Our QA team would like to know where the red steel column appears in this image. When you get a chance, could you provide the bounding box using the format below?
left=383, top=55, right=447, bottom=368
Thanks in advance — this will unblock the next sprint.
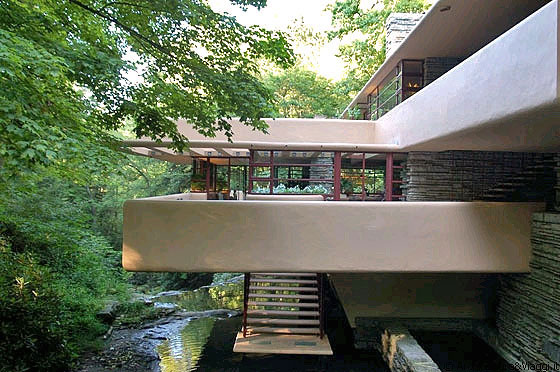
left=248, top=151, right=253, bottom=193
left=242, top=273, right=250, bottom=337
left=269, top=150, right=274, bottom=194
left=227, top=157, right=231, bottom=196
left=205, top=157, right=211, bottom=194
left=361, top=153, right=366, bottom=201
left=334, top=151, right=341, bottom=201
left=385, top=152, right=393, bottom=201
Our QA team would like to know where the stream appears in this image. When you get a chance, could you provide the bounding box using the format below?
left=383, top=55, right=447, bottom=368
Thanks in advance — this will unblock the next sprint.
left=153, top=279, right=245, bottom=372
left=75, top=277, right=513, bottom=372
left=76, top=277, right=389, bottom=372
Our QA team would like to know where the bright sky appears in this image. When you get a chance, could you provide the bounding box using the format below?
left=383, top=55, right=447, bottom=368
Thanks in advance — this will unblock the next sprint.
left=207, top=0, right=347, bottom=81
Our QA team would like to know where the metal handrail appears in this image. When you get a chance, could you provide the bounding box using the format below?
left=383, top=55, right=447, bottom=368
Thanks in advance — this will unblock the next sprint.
left=242, top=273, right=250, bottom=337
left=376, top=72, right=402, bottom=98
left=318, top=273, right=325, bottom=339
left=371, top=87, right=403, bottom=120
left=376, top=88, right=402, bottom=112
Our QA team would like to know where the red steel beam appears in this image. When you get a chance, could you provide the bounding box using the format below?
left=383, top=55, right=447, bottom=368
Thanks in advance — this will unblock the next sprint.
left=250, top=162, right=334, bottom=167
left=248, top=151, right=253, bottom=193
left=249, top=177, right=335, bottom=182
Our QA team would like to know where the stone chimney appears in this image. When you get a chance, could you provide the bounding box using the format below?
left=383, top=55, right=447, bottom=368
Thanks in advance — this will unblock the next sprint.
left=385, top=13, right=424, bottom=57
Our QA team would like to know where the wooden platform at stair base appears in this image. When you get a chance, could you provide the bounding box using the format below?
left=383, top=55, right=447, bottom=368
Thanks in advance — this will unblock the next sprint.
left=233, top=332, right=333, bottom=355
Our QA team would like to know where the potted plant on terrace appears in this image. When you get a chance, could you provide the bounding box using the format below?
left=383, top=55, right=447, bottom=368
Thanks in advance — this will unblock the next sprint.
left=341, top=179, right=354, bottom=196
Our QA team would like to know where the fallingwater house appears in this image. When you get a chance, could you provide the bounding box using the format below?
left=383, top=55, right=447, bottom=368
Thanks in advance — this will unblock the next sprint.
left=122, top=0, right=560, bottom=369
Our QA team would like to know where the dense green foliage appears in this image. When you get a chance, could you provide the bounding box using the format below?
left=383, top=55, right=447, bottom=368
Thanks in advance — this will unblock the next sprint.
left=85, top=154, right=191, bottom=250
left=0, top=0, right=431, bottom=370
left=0, top=153, right=202, bottom=370
left=261, top=0, right=430, bottom=118
left=329, top=0, right=429, bottom=95
left=263, top=67, right=349, bottom=118
left=0, top=175, right=128, bottom=371
left=0, top=239, right=70, bottom=371
left=0, top=1, right=295, bottom=367
left=0, top=0, right=293, bottom=176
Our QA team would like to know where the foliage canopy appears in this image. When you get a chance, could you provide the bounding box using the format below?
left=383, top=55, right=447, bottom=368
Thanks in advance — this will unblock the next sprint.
left=0, top=0, right=294, bottom=176
left=328, top=0, right=429, bottom=95
left=262, top=67, right=349, bottom=118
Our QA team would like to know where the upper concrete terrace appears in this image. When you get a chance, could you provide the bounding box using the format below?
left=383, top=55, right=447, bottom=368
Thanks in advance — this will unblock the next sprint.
left=124, top=118, right=388, bottom=164
left=343, top=0, right=553, bottom=117
left=125, top=1, right=560, bottom=161
left=372, top=0, right=560, bottom=153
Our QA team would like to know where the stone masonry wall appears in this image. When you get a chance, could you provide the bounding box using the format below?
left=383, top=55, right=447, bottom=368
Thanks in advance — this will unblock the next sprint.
left=309, top=155, right=334, bottom=181
left=386, top=13, right=424, bottom=56
left=355, top=320, right=441, bottom=372
left=404, top=151, right=553, bottom=202
left=309, top=155, right=334, bottom=192
left=402, top=151, right=560, bottom=371
left=495, top=213, right=560, bottom=367
left=423, top=57, right=463, bottom=86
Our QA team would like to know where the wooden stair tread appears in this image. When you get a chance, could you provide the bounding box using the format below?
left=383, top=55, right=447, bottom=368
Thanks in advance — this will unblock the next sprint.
left=248, top=293, right=318, bottom=300
left=243, top=272, right=325, bottom=341
left=247, top=310, right=319, bottom=316
left=248, top=327, right=320, bottom=335
left=254, top=273, right=316, bottom=276
left=247, top=318, right=320, bottom=325
left=249, top=286, right=317, bottom=292
left=248, top=301, right=319, bottom=308
left=250, top=278, right=317, bottom=284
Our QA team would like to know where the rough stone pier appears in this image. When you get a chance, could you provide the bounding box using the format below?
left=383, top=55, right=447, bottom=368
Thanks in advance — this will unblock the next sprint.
left=355, top=319, right=442, bottom=372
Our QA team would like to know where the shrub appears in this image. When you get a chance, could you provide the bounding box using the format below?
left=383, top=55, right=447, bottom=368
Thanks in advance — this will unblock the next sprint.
left=0, top=238, right=71, bottom=372
left=0, top=177, right=129, bottom=371
left=253, top=183, right=329, bottom=194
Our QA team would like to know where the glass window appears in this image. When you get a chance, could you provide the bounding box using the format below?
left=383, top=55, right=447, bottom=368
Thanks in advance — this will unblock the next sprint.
left=248, top=150, right=334, bottom=195
left=251, top=166, right=270, bottom=178
left=371, top=59, right=424, bottom=119
left=253, top=151, right=271, bottom=163
left=402, top=60, right=423, bottom=75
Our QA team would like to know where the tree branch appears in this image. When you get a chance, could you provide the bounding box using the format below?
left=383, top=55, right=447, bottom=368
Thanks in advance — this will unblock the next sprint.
left=98, top=1, right=150, bottom=12
left=68, top=0, right=176, bottom=59
left=127, top=162, right=151, bottom=188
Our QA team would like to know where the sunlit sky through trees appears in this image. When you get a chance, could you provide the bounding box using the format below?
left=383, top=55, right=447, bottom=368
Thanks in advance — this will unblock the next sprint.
left=208, top=0, right=347, bottom=80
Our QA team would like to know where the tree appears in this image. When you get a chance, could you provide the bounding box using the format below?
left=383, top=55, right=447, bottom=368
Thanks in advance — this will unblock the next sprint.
left=328, top=0, right=429, bottom=95
left=0, top=0, right=294, bottom=178
left=0, top=2, right=295, bottom=368
left=263, top=66, right=349, bottom=118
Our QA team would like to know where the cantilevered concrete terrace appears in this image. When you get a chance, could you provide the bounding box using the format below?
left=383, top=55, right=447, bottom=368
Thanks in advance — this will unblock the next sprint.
left=119, top=0, right=560, bottom=362
left=123, top=196, right=543, bottom=273
left=373, top=0, right=560, bottom=153
left=124, top=2, right=560, bottom=165
left=121, top=1, right=559, bottom=275
left=342, top=0, right=552, bottom=119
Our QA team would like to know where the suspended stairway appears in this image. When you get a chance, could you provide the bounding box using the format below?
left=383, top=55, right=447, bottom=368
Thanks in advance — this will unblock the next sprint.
left=233, top=273, right=332, bottom=355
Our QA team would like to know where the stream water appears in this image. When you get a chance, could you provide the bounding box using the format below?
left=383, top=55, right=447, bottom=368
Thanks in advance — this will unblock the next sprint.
left=150, top=280, right=389, bottom=372
left=145, top=280, right=511, bottom=372
left=154, top=281, right=243, bottom=371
